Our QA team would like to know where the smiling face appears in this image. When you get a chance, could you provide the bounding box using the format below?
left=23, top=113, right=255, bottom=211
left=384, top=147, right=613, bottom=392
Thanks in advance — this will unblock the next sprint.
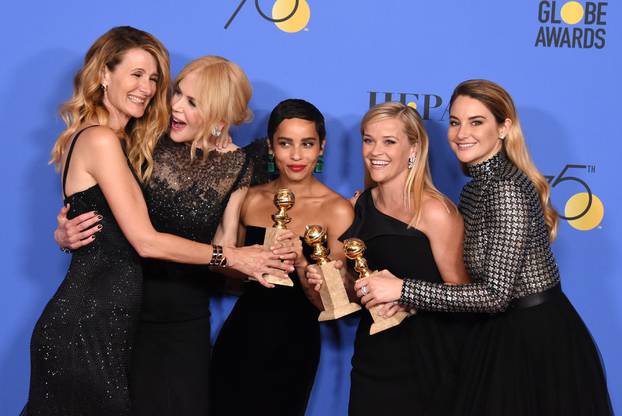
left=448, top=95, right=510, bottom=165
left=271, top=118, right=323, bottom=181
left=169, top=70, right=203, bottom=143
left=362, top=116, right=416, bottom=186
left=102, top=47, right=159, bottom=130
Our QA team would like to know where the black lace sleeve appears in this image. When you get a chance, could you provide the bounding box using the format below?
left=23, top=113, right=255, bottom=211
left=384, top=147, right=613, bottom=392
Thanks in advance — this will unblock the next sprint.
left=400, top=179, right=532, bottom=313
left=238, top=138, right=270, bottom=189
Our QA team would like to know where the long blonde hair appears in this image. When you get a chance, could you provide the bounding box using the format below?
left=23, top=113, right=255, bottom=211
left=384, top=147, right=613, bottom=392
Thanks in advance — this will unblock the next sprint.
left=450, top=79, right=558, bottom=240
left=361, top=102, right=454, bottom=227
left=174, top=56, right=253, bottom=159
left=50, top=26, right=171, bottom=182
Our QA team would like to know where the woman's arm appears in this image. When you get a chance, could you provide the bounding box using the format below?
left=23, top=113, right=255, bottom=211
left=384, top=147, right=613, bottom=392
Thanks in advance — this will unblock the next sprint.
left=213, top=186, right=248, bottom=247
left=356, top=180, right=531, bottom=313
left=71, top=127, right=290, bottom=282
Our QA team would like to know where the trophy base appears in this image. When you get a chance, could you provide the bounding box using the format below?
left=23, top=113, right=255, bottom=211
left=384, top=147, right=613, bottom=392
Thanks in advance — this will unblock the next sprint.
left=369, top=310, right=409, bottom=335
left=263, top=273, right=294, bottom=287
left=318, top=302, right=361, bottom=322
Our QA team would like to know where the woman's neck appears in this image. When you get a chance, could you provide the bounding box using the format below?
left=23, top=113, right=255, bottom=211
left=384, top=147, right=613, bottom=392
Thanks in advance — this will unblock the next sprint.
left=272, top=175, right=317, bottom=197
left=375, top=178, right=407, bottom=211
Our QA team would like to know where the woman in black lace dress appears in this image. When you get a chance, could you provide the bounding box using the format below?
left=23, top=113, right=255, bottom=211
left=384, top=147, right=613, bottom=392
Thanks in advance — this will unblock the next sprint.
left=355, top=80, right=612, bottom=415
left=25, top=29, right=287, bottom=416
left=47, top=52, right=291, bottom=415
left=210, top=99, right=355, bottom=415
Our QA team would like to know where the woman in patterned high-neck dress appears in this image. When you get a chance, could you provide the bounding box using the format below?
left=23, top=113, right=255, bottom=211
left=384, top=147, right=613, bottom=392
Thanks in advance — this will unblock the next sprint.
left=354, top=79, right=612, bottom=415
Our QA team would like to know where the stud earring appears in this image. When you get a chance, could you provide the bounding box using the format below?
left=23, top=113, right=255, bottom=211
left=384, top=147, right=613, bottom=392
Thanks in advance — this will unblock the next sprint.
left=101, top=84, right=108, bottom=92
left=211, top=127, right=222, bottom=137
left=408, top=154, right=416, bottom=169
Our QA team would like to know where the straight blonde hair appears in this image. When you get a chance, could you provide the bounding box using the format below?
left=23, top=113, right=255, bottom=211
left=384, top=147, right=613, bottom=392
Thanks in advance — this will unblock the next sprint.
left=450, top=79, right=558, bottom=240
left=361, top=102, right=455, bottom=228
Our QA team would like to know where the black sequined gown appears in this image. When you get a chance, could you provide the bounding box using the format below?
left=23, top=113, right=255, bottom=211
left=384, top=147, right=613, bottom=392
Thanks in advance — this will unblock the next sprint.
left=23, top=127, right=142, bottom=415
left=130, top=135, right=268, bottom=416
left=400, top=152, right=612, bottom=415
left=210, top=226, right=320, bottom=416
left=342, top=189, right=468, bottom=416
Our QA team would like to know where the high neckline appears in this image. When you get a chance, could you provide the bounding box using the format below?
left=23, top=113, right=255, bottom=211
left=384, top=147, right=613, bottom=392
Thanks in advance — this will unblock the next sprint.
left=466, top=151, right=508, bottom=180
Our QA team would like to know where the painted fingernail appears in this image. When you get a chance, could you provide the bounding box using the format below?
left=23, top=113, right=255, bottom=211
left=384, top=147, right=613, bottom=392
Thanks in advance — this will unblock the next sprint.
left=91, top=235, right=96, bottom=239
left=97, top=215, right=103, bottom=220
left=93, top=211, right=98, bottom=215
left=97, top=225, right=103, bottom=230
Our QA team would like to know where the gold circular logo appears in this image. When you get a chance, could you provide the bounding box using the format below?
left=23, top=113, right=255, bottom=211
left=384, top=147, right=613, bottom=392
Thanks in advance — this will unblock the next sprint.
left=565, top=192, right=604, bottom=230
left=273, top=0, right=310, bottom=33
left=561, top=1, right=585, bottom=25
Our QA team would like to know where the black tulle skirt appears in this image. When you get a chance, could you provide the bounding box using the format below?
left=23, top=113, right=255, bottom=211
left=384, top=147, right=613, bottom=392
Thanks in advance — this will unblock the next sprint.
left=449, top=287, right=612, bottom=415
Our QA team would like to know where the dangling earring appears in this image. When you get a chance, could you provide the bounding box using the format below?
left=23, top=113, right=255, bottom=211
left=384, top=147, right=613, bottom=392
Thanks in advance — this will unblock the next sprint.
left=408, top=154, right=416, bottom=169
left=211, top=127, right=222, bottom=137
left=314, top=155, right=324, bottom=173
left=267, top=153, right=276, bottom=173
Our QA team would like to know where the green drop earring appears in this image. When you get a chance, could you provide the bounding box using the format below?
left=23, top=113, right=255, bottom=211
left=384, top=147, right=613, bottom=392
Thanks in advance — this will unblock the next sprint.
left=314, top=155, right=324, bottom=173
left=267, top=153, right=276, bottom=173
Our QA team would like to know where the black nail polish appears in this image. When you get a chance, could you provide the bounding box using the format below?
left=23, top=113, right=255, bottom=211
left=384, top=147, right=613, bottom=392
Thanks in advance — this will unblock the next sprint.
left=97, top=215, right=103, bottom=220
left=97, top=225, right=103, bottom=230
left=92, top=235, right=96, bottom=240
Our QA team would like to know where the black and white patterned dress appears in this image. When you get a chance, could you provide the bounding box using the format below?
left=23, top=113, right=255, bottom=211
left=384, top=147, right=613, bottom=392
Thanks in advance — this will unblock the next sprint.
left=400, top=151, right=612, bottom=415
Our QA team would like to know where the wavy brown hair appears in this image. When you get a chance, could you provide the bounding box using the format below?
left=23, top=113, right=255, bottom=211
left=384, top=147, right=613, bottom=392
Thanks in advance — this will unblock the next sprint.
left=174, top=56, right=252, bottom=159
left=50, top=26, right=170, bottom=182
left=450, top=79, right=558, bottom=240
left=362, top=102, right=455, bottom=227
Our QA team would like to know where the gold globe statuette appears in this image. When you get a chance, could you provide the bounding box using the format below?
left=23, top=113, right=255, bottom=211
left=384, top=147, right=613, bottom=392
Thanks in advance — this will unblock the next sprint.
left=260, top=188, right=295, bottom=286
left=343, top=238, right=409, bottom=335
left=303, top=225, right=361, bottom=321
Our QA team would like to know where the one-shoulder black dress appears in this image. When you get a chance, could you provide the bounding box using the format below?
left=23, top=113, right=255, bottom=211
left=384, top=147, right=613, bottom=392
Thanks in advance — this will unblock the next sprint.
left=210, top=225, right=320, bottom=416
left=22, top=126, right=142, bottom=415
left=342, top=189, right=467, bottom=415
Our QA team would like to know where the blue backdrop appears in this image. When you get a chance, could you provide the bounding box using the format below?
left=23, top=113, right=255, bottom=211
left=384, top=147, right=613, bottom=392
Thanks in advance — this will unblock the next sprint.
left=1, top=1, right=620, bottom=414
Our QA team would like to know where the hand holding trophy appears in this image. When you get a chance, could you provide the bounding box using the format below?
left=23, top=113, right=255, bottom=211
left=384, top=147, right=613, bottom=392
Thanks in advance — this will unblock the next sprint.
left=343, top=238, right=409, bottom=335
left=303, top=225, right=361, bottom=321
left=261, top=188, right=295, bottom=286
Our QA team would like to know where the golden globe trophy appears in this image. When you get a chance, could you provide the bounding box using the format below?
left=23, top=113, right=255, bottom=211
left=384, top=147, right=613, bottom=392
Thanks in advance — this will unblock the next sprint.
left=343, top=238, right=409, bottom=335
left=262, top=188, right=295, bottom=286
left=303, top=225, right=361, bottom=321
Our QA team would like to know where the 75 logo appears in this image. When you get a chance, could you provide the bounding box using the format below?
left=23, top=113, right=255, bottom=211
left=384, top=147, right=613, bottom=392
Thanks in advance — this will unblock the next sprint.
left=545, top=164, right=603, bottom=230
left=225, top=0, right=310, bottom=32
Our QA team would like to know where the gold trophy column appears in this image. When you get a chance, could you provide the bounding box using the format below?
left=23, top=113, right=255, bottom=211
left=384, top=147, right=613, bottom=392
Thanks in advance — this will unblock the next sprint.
left=262, top=188, right=295, bottom=286
left=343, top=238, right=409, bottom=335
left=304, top=225, right=361, bottom=321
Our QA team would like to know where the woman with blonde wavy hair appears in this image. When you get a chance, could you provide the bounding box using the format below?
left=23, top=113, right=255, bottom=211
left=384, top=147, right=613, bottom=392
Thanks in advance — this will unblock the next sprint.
left=51, top=54, right=296, bottom=415
left=24, top=29, right=290, bottom=416
left=354, top=80, right=612, bottom=415
left=309, top=101, right=470, bottom=414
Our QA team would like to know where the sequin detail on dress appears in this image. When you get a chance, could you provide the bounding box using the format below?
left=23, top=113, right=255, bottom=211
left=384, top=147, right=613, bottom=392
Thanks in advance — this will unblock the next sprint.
left=22, top=127, right=142, bottom=415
